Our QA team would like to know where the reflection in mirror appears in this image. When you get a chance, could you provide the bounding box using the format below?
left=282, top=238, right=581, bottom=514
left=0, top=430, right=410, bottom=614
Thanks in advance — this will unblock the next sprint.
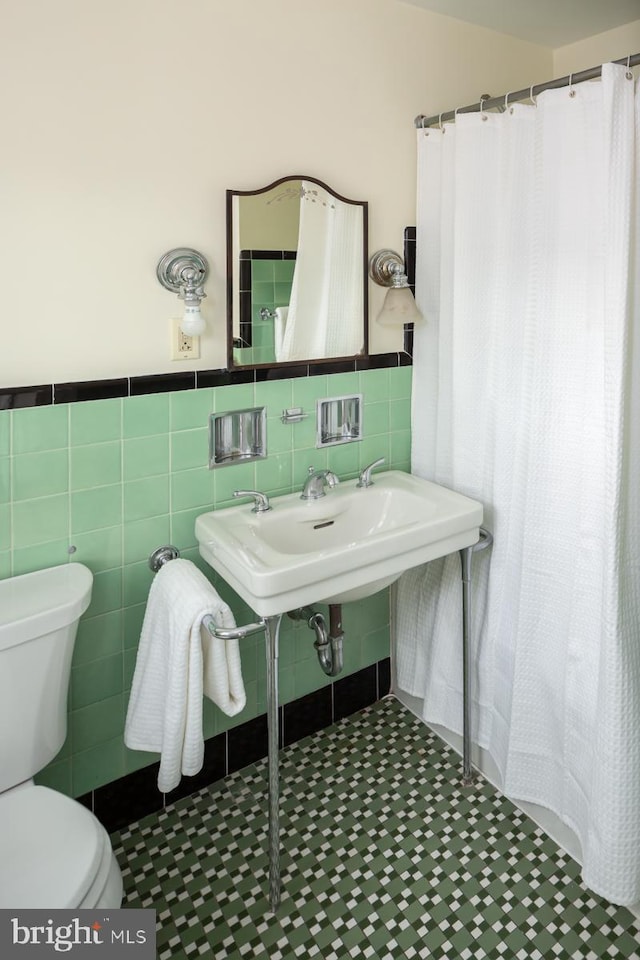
left=226, top=176, right=368, bottom=369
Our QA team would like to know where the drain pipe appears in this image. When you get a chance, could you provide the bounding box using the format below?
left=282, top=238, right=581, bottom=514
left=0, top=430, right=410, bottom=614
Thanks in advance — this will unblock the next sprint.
left=288, top=605, right=345, bottom=677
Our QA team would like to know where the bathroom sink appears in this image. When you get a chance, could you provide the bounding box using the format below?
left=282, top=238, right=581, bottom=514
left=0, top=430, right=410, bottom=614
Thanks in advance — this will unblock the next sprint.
left=196, top=470, right=482, bottom=616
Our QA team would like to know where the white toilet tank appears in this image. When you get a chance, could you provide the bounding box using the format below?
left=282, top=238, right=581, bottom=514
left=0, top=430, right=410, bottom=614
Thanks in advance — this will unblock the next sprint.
left=0, top=563, right=93, bottom=792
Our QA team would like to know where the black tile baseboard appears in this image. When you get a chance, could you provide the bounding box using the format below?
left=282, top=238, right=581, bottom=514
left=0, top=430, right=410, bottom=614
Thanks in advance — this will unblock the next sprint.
left=227, top=714, right=269, bottom=776
left=92, top=761, right=163, bottom=834
left=282, top=685, right=333, bottom=748
left=86, top=658, right=390, bottom=835
left=334, top=664, right=378, bottom=722
left=377, top=657, right=391, bottom=698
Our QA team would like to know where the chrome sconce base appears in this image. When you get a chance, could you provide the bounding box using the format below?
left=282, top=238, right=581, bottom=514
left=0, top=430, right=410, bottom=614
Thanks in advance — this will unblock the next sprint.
left=156, top=247, right=209, bottom=298
left=368, top=248, right=406, bottom=287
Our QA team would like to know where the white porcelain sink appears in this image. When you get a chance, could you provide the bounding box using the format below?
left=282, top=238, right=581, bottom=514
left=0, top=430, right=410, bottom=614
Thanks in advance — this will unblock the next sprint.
left=196, top=470, right=483, bottom=617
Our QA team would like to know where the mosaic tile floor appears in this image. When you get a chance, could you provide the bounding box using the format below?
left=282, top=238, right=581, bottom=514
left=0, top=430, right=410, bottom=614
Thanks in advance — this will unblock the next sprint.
left=112, top=697, right=640, bottom=959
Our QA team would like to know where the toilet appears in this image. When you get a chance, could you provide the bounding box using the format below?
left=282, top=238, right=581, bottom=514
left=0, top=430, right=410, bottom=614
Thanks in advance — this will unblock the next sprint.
left=0, top=563, right=124, bottom=908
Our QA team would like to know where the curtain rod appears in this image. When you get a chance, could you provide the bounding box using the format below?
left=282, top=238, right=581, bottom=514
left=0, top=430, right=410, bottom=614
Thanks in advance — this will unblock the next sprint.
left=414, top=53, right=640, bottom=128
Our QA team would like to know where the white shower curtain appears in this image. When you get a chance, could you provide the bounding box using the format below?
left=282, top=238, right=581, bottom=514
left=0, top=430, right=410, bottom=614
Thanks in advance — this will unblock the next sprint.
left=277, top=180, right=363, bottom=361
left=396, top=63, right=640, bottom=906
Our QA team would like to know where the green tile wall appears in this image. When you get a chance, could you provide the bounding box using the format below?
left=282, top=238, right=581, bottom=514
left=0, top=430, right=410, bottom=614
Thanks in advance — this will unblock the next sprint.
left=236, top=256, right=295, bottom=365
left=0, top=366, right=412, bottom=798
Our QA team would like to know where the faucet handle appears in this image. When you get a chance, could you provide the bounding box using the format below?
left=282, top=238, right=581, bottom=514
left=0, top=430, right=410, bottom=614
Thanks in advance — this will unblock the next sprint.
left=233, top=489, right=271, bottom=513
left=357, top=457, right=385, bottom=488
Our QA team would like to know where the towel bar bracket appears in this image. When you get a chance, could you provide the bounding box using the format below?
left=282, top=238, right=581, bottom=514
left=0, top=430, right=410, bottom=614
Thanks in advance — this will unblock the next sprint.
left=148, top=545, right=181, bottom=572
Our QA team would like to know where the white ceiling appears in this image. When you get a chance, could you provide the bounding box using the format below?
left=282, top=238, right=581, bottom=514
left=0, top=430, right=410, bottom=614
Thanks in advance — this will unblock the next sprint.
left=399, top=0, right=640, bottom=48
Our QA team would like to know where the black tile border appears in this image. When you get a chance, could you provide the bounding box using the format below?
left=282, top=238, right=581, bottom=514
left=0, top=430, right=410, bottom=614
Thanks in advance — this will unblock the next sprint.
left=0, top=354, right=412, bottom=410
left=404, top=225, right=417, bottom=358
left=130, top=372, right=196, bottom=395
left=356, top=353, right=403, bottom=371
left=196, top=368, right=255, bottom=388
left=54, top=379, right=129, bottom=404
left=0, top=384, right=53, bottom=410
left=84, top=657, right=390, bottom=835
left=254, top=364, right=308, bottom=382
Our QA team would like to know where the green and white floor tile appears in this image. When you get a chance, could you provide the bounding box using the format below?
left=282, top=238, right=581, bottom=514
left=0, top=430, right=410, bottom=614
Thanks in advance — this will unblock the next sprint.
left=112, top=698, right=640, bottom=959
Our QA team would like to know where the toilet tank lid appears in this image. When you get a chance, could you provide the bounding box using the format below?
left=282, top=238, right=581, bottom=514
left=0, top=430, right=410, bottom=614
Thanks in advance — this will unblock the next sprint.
left=0, top=563, right=93, bottom=651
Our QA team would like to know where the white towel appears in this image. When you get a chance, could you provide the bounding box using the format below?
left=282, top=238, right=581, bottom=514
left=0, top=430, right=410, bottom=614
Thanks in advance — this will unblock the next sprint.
left=124, top=558, right=246, bottom=792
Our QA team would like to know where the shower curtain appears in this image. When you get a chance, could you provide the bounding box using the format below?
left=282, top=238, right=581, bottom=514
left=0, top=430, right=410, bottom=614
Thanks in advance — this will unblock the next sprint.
left=277, top=180, right=363, bottom=361
left=396, top=63, right=640, bottom=906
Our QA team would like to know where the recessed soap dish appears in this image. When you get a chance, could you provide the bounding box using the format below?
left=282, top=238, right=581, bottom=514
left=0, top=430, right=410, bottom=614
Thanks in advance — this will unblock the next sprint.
left=209, top=407, right=267, bottom=468
left=317, top=394, right=362, bottom=447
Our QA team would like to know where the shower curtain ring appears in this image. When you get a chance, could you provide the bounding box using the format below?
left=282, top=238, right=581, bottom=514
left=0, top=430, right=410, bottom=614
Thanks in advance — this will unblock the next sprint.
left=505, top=91, right=512, bottom=114
left=421, top=116, right=429, bottom=136
left=626, top=55, right=633, bottom=80
left=438, top=112, right=444, bottom=132
left=568, top=73, right=576, bottom=98
left=480, top=95, right=488, bottom=122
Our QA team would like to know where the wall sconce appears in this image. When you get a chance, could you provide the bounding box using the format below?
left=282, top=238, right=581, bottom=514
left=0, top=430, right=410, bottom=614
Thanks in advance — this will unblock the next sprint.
left=156, top=247, right=209, bottom=336
left=368, top=249, right=423, bottom=326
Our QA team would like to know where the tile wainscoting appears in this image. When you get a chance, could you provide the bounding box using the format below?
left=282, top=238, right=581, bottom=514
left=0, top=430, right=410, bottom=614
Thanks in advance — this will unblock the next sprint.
left=0, top=355, right=412, bottom=822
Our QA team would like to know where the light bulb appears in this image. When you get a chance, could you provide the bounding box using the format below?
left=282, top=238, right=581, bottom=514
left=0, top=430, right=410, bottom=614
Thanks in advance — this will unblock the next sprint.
left=180, top=304, right=206, bottom=337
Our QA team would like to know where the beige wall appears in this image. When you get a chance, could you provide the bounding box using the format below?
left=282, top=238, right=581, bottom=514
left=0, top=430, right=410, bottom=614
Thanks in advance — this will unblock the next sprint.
left=554, top=19, right=640, bottom=76
left=0, top=0, right=553, bottom=387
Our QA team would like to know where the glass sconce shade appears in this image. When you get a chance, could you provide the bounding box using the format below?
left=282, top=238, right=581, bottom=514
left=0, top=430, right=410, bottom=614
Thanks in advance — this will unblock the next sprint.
left=377, top=285, right=423, bottom=326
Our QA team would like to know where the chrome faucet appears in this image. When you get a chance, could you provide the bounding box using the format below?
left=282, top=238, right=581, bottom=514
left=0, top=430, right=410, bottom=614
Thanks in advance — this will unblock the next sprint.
left=300, top=466, right=340, bottom=501
left=233, top=489, right=271, bottom=513
left=357, top=457, right=385, bottom=488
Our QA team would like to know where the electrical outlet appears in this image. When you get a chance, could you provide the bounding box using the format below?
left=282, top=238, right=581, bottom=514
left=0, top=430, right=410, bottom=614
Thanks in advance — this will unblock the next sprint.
left=170, top=318, right=200, bottom=360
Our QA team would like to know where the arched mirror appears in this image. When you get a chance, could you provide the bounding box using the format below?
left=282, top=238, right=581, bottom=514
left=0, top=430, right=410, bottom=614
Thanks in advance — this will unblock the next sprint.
left=226, top=175, right=368, bottom=369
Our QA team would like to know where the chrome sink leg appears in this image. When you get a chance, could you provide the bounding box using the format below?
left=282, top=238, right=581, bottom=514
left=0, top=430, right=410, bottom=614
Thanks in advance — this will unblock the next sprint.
left=459, top=545, right=475, bottom=787
left=264, top=614, right=283, bottom=912
left=459, top=527, right=493, bottom=788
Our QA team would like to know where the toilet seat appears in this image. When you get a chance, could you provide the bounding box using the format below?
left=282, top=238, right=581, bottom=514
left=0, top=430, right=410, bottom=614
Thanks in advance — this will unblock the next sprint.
left=0, top=785, right=118, bottom=908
